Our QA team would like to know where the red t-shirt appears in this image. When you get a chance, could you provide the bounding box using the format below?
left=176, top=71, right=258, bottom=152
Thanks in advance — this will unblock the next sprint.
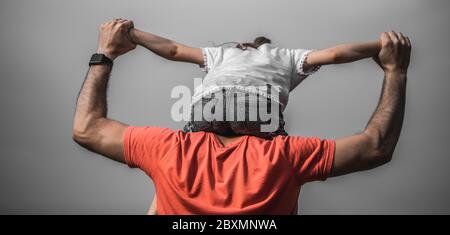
left=123, top=126, right=335, bottom=215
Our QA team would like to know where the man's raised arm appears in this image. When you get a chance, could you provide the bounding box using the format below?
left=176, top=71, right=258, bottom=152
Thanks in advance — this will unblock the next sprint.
left=72, top=19, right=137, bottom=163
left=331, top=31, right=411, bottom=176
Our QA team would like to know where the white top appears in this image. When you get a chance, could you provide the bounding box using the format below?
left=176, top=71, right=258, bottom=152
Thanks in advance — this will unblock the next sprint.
left=193, top=43, right=319, bottom=111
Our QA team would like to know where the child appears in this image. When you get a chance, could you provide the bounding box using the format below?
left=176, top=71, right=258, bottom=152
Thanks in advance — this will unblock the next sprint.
left=129, top=29, right=381, bottom=139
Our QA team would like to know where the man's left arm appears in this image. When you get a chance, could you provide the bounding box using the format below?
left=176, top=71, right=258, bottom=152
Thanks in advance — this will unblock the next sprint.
left=72, top=19, right=136, bottom=163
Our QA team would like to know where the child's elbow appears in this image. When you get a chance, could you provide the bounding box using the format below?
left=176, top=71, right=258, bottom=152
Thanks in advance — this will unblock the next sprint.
left=168, top=45, right=178, bottom=59
left=328, top=49, right=341, bottom=64
left=167, top=44, right=182, bottom=61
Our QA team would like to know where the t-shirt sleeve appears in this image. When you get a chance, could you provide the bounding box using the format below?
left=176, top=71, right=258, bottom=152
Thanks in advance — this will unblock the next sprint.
left=200, top=47, right=224, bottom=73
left=290, top=49, right=321, bottom=91
left=123, top=126, right=178, bottom=177
left=284, top=136, right=335, bottom=184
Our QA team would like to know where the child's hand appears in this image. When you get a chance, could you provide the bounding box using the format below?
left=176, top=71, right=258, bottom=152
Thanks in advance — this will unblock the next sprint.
left=128, top=28, right=140, bottom=45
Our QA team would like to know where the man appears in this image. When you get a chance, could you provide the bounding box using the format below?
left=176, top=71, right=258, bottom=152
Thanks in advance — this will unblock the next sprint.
left=73, top=19, right=411, bottom=214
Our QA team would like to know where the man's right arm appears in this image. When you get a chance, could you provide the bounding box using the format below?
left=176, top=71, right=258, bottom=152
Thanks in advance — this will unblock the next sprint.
left=331, top=31, right=411, bottom=176
left=72, top=19, right=136, bottom=163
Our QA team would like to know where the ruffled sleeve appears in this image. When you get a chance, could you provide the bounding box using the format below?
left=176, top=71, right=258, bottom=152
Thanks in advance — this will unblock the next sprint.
left=199, top=47, right=223, bottom=73
left=290, top=49, right=321, bottom=90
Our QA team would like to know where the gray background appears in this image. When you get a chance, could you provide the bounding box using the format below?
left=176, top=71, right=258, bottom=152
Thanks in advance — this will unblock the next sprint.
left=0, top=0, right=449, bottom=214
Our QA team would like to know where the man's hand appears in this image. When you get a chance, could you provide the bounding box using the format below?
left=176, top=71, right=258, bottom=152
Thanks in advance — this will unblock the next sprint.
left=373, top=31, right=411, bottom=74
left=96, top=19, right=137, bottom=60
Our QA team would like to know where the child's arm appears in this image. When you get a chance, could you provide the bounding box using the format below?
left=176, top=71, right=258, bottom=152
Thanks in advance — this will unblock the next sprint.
left=129, top=28, right=204, bottom=66
left=304, top=40, right=381, bottom=71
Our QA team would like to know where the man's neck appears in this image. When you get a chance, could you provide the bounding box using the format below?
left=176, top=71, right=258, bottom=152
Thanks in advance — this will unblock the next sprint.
left=215, top=134, right=244, bottom=147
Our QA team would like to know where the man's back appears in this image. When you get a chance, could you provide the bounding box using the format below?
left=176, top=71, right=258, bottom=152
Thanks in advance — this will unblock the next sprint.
left=73, top=22, right=409, bottom=215
left=123, top=126, right=335, bottom=214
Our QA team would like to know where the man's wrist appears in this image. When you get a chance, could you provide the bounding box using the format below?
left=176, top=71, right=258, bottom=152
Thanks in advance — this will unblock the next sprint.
left=96, top=49, right=117, bottom=61
left=385, top=70, right=407, bottom=82
left=385, top=69, right=407, bottom=77
left=89, top=63, right=113, bottom=71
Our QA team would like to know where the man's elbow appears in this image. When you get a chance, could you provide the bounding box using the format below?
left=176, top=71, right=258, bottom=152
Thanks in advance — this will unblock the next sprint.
left=368, top=149, right=393, bottom=168
left=72, top=127, right=91, bottom=147
left=361, top=131, right=395, bottom=168
left=72, top=123, right=98, bottom=148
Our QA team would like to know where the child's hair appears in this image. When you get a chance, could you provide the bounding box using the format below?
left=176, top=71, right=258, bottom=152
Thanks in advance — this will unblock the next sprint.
left=213, top=36, right=271, bottom=50
left=236, top=36, right=271, bottom=50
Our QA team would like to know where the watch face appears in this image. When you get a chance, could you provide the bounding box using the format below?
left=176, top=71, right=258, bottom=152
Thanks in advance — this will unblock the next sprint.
left=89, top=53, right=112, bottom=65
left=91, top=54, right=103, bottom=63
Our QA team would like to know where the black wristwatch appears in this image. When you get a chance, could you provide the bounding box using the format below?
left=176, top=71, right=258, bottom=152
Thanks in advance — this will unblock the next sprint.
left=89, top=53, right=113, bottom=67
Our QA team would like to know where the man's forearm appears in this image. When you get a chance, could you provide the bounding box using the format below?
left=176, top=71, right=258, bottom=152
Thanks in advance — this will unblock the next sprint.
left=333, top=40, right=381, bottom=64
left=129, top=29, right=179, bottom=60
left=73, top=65, right=111, bottom=135
left=364, top=71, right=407, bottom=157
